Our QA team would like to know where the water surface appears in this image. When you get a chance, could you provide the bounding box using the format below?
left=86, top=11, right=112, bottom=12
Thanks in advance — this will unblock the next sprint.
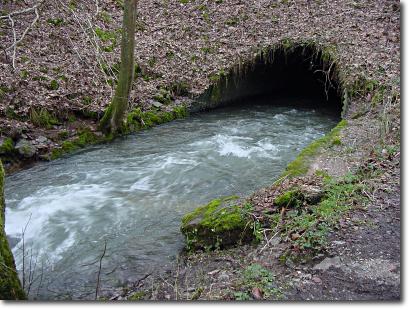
left=5, top=102, right=339, bottom=299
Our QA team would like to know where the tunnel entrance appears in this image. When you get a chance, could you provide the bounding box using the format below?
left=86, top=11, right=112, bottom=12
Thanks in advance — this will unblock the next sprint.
left=194, top=44, right=343, bottom=115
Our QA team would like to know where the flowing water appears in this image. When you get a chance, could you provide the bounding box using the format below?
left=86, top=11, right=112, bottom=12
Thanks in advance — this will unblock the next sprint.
left=5, top=102, right=339, bottom=299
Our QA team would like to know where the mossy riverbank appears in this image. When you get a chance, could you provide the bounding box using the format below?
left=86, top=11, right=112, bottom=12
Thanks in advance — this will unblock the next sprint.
left=0, top=161, right=26, bottom=300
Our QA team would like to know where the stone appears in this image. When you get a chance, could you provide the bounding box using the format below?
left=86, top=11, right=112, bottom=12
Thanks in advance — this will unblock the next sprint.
left=291, top=233, right=300, bottom=241
left=251, top=287, right=263, bottom=300
left=217, top=272, right=229, bottom=282
left=180, top=196, right=253, bottom=250
left=36, top=136, right=48, bottom=143
left=208, top=269, right=220, bottom=276
left=313, top=256, right=342, bottom=271
left=151, top=100, right=163, bottom=108
left=300, top=184, right=324, bottom=204
left=15, top=139, right=37, bottom=158
left=312, top=276, right=322, bottom=284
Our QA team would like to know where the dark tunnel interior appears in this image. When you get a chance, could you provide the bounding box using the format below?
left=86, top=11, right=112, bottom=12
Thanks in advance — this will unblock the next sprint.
left=197, top=45, right=343, bottom=115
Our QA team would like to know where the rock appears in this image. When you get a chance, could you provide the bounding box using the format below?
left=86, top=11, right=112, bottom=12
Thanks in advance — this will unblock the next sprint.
left=251, top=287, right=263, bottom=300
left=208, top=269, right=220, bottom=276
left=291, top=233, right=300, bottom=241
left=36, top=135, right=48, bottom=143
left=15, top=139, right=37, bottom=158
left=312, top=276, right=322, bottom=284
left=9, top=126, right=24, bottom=140
left=217, top=272, right=229, bottom=282
left=313, top=256, right=342, bottom=271
left=150, top=100, right=163, bottom=108
left=300, top=184, right=324, bottom=204
left=180, top=196, right=254, bottom=250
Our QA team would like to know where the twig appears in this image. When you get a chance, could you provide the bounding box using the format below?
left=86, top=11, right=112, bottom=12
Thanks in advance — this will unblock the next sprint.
left=0, top=2, right=42, bottom=19
left=6, top=6, right=40, bottom=52
left=95, top=0, right=100, bottom=17
left=21, top=213, right=32, bottom=291
left=8, top=15, right=17, bottom=70
left=94, top=240, right=107, bottom=300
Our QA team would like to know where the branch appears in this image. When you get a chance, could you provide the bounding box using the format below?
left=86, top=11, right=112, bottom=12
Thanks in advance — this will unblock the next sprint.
left=94, top=240, right=107, bottom=300
left=0, top=1, right=43, bottom=20
left=1, top=1, right=44, bottom=69
left=6, top=6, right=40, bottom=52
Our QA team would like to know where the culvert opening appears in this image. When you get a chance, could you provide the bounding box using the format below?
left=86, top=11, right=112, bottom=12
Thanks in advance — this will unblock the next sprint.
left=195, top=44, right=343, bottom=116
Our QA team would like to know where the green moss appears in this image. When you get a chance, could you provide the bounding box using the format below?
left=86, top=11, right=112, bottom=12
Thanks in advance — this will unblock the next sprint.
left=51, top=128, right=103, bottom=160
left=0, top=138, right=15, bottom=155
left=274, top=190, right=303, bottom=208
left=0, top=161, right=26, bottom=300
left=282, top=172, right=367, bottom=253
left=283, top=119, right=347, bottom=177
left=181, top=196, right=254, bottom=250
left=225, top=17, right=239, bottom=26
left=48, top=80, right=59, bottom=90
left=128, top=291, right=145, bottom=301
left=95, top=27, right=119, bottom=52
left=47, top=18, right=64, bottom=26
left=124, top=105, right=188, bottom=134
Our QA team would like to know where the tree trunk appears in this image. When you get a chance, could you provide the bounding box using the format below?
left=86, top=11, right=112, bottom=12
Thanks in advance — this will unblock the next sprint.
left=99, top=0, right=137, bottom=135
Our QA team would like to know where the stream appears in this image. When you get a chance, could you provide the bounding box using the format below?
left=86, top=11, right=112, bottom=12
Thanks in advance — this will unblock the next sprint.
left=5, top=102, right=339, bottom=299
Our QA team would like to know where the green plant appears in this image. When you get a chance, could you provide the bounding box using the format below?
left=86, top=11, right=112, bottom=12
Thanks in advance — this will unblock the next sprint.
left=30, top=108, right=60, bottom=128
left=47, top=18, right=64, bottom=26
left=68, top=0, right=77, bottom=9
left=48, top=80, right=59, bottom=90
left=282, top=172, right=367, bottom=253
left=58, top=130, right=69, bottom=140
left=234, top=264, right=282, bottom=300
left=225, top=17, right=239, bottom=26
left=99, top=10, right=112, bottom=23
left=0, top=138, right=15, bottom=154
left=20, top=70, right=29, bottom=79
left=95, top=27, right=119, bottom=52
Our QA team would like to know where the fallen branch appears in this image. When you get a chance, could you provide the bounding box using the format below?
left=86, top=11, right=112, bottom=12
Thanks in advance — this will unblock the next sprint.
left=1, top=1, right=44, bottom=69
left=94, top=240, right=107, bottom=300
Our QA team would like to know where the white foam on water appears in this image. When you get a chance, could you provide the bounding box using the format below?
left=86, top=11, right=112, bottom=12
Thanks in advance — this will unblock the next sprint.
left=5, top=183, right=115, bottom=262
left=212, top=134, right=280, bottom=159
left=130, top=175, right=153, bottom=191
left=272, top=113, right=287, bottom=121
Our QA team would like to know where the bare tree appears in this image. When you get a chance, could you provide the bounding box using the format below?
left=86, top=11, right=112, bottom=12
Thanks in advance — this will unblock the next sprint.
left=99, top=0, right=137, bottom=135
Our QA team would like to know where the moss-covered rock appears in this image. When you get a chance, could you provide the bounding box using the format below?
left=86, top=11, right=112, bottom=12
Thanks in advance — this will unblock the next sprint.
left=0, top=161, right=26, bottom=300
left=282, top=119, right=348, bottom=177
left=274, top=189, right=304, bottom=208
left=274, top=185, right=324, bottom=209
left=180, top=196, right=254, bottom=250
left=50, top=128, right=104, bottom=160
left=124, top=105, right=188, bottom=133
